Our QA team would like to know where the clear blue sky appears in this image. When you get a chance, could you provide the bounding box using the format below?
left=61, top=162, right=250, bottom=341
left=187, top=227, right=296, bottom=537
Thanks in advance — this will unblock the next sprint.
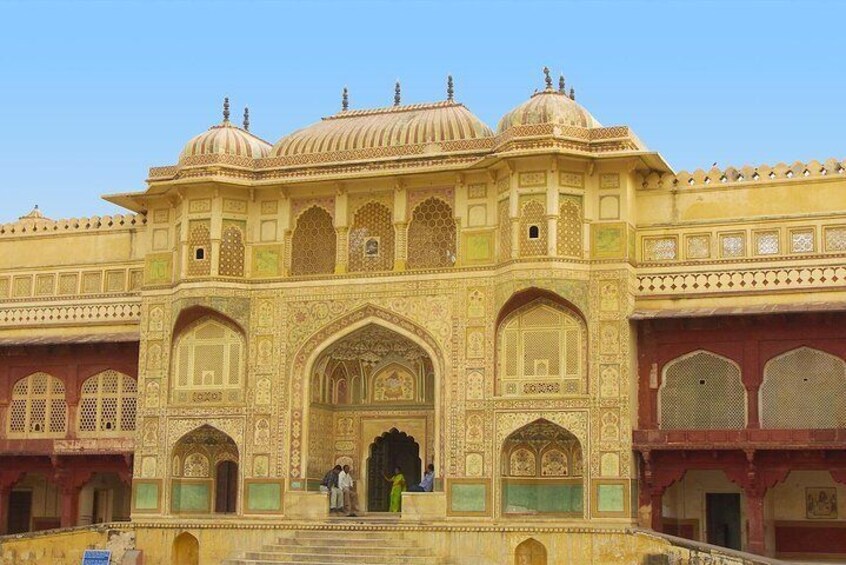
left=1, top=0, right=843, bottom=221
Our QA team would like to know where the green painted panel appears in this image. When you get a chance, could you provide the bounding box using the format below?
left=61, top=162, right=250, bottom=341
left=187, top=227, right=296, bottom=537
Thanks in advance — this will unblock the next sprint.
left=503, top=482, right=583, bottom=514
left=450, top=483, right=487, bottom=512
left=248, top=483, right=282, bottom=511
left=134, top=482, right=159, bottom=510
left=171, top=482, right=210, bottom=513
left=597, top=484, right=625, bottom=512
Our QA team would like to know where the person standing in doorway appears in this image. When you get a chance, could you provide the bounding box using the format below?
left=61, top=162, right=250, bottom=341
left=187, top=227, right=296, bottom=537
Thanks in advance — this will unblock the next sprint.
left=383, top=466, right=406, bottom=512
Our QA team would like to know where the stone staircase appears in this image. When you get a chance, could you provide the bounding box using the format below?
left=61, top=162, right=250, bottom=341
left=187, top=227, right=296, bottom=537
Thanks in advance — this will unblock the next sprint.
left=221, top=529, right=442, bottom=565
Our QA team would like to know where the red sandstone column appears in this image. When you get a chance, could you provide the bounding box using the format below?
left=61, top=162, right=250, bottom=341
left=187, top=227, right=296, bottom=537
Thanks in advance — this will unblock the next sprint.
left=59, top=484, right=81, bottom=528
left=650, top=488, right=664, bottom=532
left=0, top=484, right=10, bottom=535
left=745, top=488, right=766, bottom=555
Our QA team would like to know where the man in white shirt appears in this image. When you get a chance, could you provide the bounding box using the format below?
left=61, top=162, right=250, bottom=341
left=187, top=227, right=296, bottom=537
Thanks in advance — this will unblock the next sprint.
left=339, top=464, right=358, bottom=517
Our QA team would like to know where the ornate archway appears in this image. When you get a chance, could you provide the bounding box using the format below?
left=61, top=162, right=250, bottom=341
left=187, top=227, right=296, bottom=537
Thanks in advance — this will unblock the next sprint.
left=170, top=425, right=239, bottom=515
left=289, top=305, right=446, bottom=487
left=500, top=419, right=584, bottom=517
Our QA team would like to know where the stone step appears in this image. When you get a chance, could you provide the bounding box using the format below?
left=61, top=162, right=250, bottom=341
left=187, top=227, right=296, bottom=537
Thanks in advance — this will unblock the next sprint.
left=238, top=551, right=439, bottom=564
left=292, top=530, right=403, bottom=539
left=263, top=543, right=427, bottom=555
left=223, top=561, right=438, bottom=565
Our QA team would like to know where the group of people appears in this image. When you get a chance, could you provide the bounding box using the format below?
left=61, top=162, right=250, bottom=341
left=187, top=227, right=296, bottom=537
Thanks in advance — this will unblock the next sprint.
left=320, top=464, right=359, bottom=516
left=321, top=462, right=435, bottom=515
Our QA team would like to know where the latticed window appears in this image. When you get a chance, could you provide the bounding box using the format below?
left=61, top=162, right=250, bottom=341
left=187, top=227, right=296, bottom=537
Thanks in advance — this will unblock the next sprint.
left=760, top=347, right=846, bottom=428
left=497, top=300, right=584, bottom=395
left=557, top=198, right=582, bottom=258
left=187, top=221, right=211, bottom=276
left=498, top=199, right=512, bottom=261
left=291, top=206, right=336, bottom=275
left=7, top=373, right=67, bottom=438
left=660, top=351, right=746, bottom=429
left=407, top=198, right=456, bottom=269
left=173, top=318, right=245, bottom=391
left=519, top=200, right=547, bottom=257
left=78, top=370, right=137, bottom=435
left=349, top=202, right=394, bottom=272
left=219, top=223, right=245, bottom=277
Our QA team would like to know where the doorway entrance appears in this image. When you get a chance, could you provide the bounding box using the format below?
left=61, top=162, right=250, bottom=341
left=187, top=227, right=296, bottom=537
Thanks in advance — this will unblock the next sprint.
left=214, top=461, right=238, bottom=513
left=366, top=429, right=420, bottom=511
left=706, top=493, right=741, bottom=550
left=7, top=490, right=32, bottom=534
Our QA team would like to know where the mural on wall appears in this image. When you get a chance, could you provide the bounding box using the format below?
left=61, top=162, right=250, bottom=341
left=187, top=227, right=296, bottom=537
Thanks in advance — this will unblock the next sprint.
left=372, top=365, right=415, bottom=402
left=806, top=487, right=838, bottom=519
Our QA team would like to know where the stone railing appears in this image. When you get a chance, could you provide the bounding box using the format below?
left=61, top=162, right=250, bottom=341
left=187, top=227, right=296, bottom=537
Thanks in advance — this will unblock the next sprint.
left=639, top=158, right=846, bottom=190
left=632, top=528, right=791, bottom=565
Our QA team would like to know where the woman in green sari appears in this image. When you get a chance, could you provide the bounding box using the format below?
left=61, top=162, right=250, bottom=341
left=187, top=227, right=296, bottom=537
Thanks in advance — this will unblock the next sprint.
left=383, top=466, right=406, bottom=512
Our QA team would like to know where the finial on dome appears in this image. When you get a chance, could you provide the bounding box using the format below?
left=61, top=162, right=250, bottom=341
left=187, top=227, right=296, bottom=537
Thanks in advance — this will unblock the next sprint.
left=447, top=75, right=454, bottom=102
left=243, top=107, right=250, bottom=131
left=342, top=87, right=349, bottom=111
left=543, top=66, right=552, bottom=90
left=394, top=81, right=401, bottom=106
left=223, top=97, right=230, bottom=123
left=559, top=74, right=565, bottom=94
left=569, top=87, right=575, bottom=101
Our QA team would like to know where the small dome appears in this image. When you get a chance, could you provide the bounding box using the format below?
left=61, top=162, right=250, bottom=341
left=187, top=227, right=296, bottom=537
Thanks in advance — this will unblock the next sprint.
left=180, top=121, right=271, bottom=163
left=497, top=72, right=600, bottom=134
left=180, top=99, right=271, bottom=163
left=272, top=101, right=493, bottom=158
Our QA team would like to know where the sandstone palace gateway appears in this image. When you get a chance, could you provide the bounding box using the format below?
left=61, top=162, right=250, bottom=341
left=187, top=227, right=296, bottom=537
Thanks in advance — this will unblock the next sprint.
left=0, top=71, right=844, bottom=564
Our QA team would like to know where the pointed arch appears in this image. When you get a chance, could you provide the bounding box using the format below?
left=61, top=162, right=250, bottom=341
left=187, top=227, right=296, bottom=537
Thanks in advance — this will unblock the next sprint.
left=515, top=538, right=547, bottom=565
left=349, top=201, right=394, bottom=272
left=78, top=369, right=137, bottom=435
left=659, top=350, right=746, bottom=429
left=291, top=205, right=336, bottom=275
left=171, top=425, right=239, bottom=515
left=496, top=291, right=587, bottom=396
left=7, top=372, right=67, bottom=438
left=172, top=531, right=199, bottom=565
left=407, top=197, right=456, bottom=269
left=171, top=313, right=245, bottom=394
left=289, top=303, right=445, bottom=481
left=500, top=419, right=583, bottom=517
left=761, top=347, right=846, bottom=428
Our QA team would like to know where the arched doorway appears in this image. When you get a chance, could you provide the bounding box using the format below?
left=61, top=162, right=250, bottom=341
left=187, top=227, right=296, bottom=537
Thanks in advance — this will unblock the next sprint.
left=500, top=419, right=584, bottom=517
left=303, top=320, right=437, bottom=511
left=367, top=429, right=421, bottom=511
left=171, top=425, right=239, bottom=515
left=172, top=531, right=199, bottom=565
left=515, top=538, right=547, bottom=565
left=214, top=461, right=238, bottom=513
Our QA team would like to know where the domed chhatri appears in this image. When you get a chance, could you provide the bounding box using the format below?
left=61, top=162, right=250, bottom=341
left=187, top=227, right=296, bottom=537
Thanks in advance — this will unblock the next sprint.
left=497, top=67, right=600, bottom=134
left=272, top=79, right=493, bottom=159
left=179, top=98, right=271, bottom=164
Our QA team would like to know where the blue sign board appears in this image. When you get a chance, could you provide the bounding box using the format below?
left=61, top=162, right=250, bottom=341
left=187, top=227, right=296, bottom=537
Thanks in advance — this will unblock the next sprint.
left=81, top=549, right=111, bottom=565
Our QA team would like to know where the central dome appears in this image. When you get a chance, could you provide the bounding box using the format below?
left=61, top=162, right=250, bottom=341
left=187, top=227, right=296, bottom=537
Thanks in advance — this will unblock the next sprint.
left=272, top=101, right=493, bottom=158
left=497, top=72, right=600, bottom=134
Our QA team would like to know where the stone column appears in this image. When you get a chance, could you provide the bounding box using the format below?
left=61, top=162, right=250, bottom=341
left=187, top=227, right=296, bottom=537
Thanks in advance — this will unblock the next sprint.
left=59, top=484, right=81, bottom=528
left=335, top=227, right=349, bottom=274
